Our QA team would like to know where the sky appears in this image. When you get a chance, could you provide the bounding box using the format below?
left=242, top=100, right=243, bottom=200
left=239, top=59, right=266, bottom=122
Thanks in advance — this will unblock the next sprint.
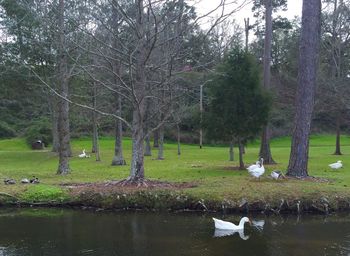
left=190, top=0, right=303, bottom=29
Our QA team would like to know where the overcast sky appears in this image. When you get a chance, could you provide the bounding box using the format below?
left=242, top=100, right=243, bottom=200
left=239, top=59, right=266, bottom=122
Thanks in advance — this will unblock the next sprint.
left=190, top=0, right=303, bottom=28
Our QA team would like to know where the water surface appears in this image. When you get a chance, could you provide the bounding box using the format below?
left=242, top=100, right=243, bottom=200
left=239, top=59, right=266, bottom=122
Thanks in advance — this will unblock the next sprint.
left=0, top=208, right=349, bottom=256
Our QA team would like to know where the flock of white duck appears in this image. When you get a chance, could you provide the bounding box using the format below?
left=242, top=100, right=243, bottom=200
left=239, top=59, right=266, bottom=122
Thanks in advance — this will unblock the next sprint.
left=246, top=158, right=343, bottom=180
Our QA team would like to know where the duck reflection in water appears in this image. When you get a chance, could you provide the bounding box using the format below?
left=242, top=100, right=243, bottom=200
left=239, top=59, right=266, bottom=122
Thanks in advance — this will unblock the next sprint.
left=213, top=229, right=250, bottom=240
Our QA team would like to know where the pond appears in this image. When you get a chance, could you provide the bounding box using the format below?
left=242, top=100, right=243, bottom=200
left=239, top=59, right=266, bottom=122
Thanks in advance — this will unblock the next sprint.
left=0, top=208, right=349, bottom=256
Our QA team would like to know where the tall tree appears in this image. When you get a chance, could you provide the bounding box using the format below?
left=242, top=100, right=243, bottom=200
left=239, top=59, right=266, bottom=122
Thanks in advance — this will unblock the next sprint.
left=286, top=0, right=322, bottom=177
left=259, top=0, right=275, bottom=164
left=57, top=0, right=71, bottom=175
left=206, top=48, right=271, bottom=169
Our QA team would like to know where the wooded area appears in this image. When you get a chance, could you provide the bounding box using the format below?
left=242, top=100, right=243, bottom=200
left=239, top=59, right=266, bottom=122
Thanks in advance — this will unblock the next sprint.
left=0, top=0, right=349, bottom=181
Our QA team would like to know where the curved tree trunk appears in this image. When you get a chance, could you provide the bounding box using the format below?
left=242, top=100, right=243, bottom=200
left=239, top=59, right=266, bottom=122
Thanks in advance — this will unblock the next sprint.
left=259, top=0, right=275, bottom=165
left=287, top=0, right=321, bottom=178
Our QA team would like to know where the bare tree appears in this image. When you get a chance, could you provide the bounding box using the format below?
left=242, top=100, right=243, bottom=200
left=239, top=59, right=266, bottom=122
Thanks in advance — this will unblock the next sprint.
left=287, top=0, right=322, bottom=178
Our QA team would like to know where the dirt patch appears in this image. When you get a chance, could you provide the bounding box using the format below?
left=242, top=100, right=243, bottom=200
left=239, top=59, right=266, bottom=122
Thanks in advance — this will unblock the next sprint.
left=222, top=166, right=246, bottom=171
left=62, top=180, right=197, bottom=195
left=284, top=176, right=331, bottom=183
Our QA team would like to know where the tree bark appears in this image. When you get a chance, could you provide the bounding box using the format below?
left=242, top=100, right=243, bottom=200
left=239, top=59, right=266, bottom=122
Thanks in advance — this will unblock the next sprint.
left=129, top=109, right=145, bottom=181
left=334, top=115, right=342, bottom=155
left=153, top=130, right=159, bottom=148
left=128, top=0, right=146, bottom=181
left=92, top=83, right=100, bottom=161
left=157, top=125, right=165, bottom=160
left=238, top=142, right=244, bottom=169
left=229, top=141, right=234, bottom=161
left=111, top=93, right=126, bottom=166
left=144, top=135, right=152, bottom=156
left=51, top=97, right=59, bottom=153
left=57, top=0, right=71, bottom=175
left=259, top=0, right=276, bottom=165
left=177, top=124, right=181, bottom=156
left=244, top=18, right=249, bottom=52
left=287, top=0, right=321, bottom=177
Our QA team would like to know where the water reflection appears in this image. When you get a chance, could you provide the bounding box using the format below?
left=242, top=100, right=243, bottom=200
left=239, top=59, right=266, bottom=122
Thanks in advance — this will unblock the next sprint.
left=252, top=219, right=265, bottom=231
left=213, top=229, right=250, bottom=240
left=1, top=209, right=350, bottom=255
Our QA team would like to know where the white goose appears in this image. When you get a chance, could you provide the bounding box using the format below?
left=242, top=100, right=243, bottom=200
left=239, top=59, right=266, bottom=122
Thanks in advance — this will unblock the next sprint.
left=329, top=160, right=342, bottom=170
left=212, top=217, right=251, bottom=230
left=247, top=159, right=261, bottom=172
left=248, top=158, right=265, bottom=179
left=79, top=149, right=86, bottom=158
left=271, top=170, right=284, bottom=180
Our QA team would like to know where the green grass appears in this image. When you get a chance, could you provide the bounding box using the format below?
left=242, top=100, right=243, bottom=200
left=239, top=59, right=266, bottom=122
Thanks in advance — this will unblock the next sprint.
left=0, top=135, right=350, bottom=204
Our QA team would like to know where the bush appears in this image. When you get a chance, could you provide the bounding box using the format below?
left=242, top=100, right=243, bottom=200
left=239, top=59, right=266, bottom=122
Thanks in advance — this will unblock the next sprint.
left=24, top=118, right=52, bottom=146
left=0, top=121, right=17, bottom=138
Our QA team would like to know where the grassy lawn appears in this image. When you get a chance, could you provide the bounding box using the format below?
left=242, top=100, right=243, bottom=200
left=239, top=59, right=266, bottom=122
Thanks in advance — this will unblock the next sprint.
left=0, top=135, right=350, bottom=207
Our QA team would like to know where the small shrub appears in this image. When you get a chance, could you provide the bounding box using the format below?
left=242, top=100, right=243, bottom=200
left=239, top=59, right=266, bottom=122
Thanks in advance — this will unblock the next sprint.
left=0, top=121, right=16, bottom=138
left=21, top=185, right=68, bottom=202
left=24, top=118, right=52, bottom=146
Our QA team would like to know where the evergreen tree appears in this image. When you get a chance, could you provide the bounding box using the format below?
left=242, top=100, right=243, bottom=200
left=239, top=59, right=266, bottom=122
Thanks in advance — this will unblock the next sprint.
left=205, top=48, right=271, bottom=169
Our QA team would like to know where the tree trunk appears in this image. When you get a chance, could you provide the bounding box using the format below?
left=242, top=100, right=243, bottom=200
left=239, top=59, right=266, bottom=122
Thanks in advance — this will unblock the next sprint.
left=287, top=0, right=321, bottom=177
left=259, top=127, right=275, bottom=163
left=57, top=0, right=71, bottom=175
left=177, top=124, right=181, bottom=156
left=238, top=142, right=244, bottom=169
left=259, top=0, right=275, bottom=165
left=129, top=110, right=145, bottom=181
left=153, top=130, right=159, bottom=148
left=51, top=97, right=59, bottom=153
left=229, top=141, right=234, bottom=161
left=157, top=125, right=165, bottom=160
left=199, top=84, right=203, bottom=149
left=111, top=94, right=126, bottom=166
left=334, top=115, right=342, bottom=155
left=244, top=18, right=249, bottom=52
left=92, top=83, right=100, bottom=161
left=128, top=0, right=146, bottom=182
left=144, top=135, right=152, bottom=156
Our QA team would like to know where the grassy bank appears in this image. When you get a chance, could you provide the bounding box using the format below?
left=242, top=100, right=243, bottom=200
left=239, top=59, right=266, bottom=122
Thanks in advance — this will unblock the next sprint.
left=0, top=135, right=350, bottom=213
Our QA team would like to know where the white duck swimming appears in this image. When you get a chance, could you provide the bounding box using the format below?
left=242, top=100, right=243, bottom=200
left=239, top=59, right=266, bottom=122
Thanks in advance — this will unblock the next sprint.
left=248, top=158, right=265, bottom=179
left=329, top=160, right=342, bottom=170
left=212, top=217, right=251, bottom=230
left=79, top=149, right=86, bottom=158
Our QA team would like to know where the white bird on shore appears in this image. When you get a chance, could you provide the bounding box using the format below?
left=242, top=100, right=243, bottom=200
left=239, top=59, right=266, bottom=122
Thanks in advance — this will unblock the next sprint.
left=79, top=149, right=86, bottom=158
left=271, top=170, right=284, bottom=180
left=247, top=159, right=261, bottom=172
left=329, top=160, right=342, bottom=170
left=212, top=217, right=251, bottom=230
left=248, top=158, right=265, bottom=179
